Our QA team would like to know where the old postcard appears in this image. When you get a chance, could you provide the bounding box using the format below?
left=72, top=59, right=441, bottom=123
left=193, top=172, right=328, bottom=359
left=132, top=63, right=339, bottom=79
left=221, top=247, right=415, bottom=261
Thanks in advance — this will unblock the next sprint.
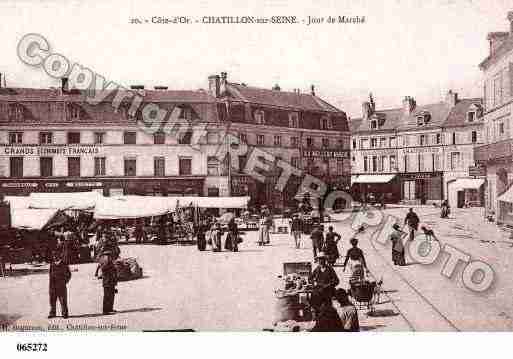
left=1, top=1, right=513, bottom=347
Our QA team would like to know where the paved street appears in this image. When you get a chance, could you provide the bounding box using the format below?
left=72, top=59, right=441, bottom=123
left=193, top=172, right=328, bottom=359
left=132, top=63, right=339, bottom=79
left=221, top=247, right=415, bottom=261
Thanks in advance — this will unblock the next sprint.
left=2, top=206, right=513, bottom=331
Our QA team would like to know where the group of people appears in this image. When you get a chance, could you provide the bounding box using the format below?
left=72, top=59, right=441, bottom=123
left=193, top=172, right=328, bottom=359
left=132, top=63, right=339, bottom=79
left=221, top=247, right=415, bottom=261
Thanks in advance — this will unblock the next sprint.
left=48, top=247, right=119, bottom=319
left=195, top=216, right=241, bottom=253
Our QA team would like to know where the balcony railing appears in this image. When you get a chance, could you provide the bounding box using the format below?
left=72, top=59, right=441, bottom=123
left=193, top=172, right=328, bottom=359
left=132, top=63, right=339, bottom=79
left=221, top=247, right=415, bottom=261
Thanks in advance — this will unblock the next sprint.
left=474, top=139, right=513, bottom=163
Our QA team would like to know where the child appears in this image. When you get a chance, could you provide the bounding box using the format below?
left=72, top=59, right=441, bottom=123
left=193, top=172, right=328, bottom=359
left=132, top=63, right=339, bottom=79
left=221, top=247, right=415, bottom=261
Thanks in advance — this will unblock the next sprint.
left=421, top=226, right=439, bottom=241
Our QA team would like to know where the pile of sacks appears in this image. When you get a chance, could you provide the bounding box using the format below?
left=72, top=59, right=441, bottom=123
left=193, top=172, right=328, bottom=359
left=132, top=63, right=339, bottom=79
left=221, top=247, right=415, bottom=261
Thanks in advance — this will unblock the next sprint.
left=114, top=257, right=143, bottom=281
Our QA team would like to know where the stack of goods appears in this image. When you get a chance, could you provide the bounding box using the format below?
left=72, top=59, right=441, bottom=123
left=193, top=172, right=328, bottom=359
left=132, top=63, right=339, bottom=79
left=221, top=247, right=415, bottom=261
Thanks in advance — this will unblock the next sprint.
left=114, top=257, right=143, bottom=281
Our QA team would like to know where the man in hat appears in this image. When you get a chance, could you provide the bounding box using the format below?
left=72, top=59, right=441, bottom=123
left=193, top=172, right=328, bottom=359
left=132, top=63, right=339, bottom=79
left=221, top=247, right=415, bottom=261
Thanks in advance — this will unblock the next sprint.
left=404, top=208, right=420, bottom=241
left=100, top=251, right=118, bottom=315
left=390, top=223, right=406, bottom=266
left=48, top=252, right=71, bottom=319
left=310, top=225, right=324, bottom=260
left=309, top=252, right=339, bottom=300
left=290, top=213, right=302, bottom=249
left=334, top=288, right=360, bottom=332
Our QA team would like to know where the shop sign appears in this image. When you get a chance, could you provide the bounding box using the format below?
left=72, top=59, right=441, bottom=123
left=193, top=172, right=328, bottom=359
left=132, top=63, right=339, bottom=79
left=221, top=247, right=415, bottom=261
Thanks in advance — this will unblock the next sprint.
left=469, top=165, right=486, bottom=177
left=302, top=150, right=350, bottom=158
left=402, top=172, right=440, bottom=180
left=1, top=182, right=38, bottom=188
left=65, top=181, right=103, bottom=188
left=405, top=147, right=440, bottom=154
left=2, top=145, right=101, bottom=156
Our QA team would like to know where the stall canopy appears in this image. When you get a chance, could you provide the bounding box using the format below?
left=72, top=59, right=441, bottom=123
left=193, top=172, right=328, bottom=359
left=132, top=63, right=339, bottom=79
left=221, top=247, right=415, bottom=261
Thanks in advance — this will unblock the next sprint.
left=189, top=196, right=250, bottom=209
left=5, top=196, right=31, bottom=209
left=29, top=192, right=102, bottom=210
left=351, top=174, right=396, bottom=184
left=94, top=196, right=171, bottom=220
left=498, top=186, right=513, bottom=203
left=11, top=208, right=60, bottom=230
left=450, top=178, right=484, bottom=191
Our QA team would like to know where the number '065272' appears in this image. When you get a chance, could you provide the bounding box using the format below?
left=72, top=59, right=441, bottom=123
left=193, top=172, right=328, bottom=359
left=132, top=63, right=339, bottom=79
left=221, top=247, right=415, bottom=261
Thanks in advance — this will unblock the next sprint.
left=17, top=343, right=48, bottom=352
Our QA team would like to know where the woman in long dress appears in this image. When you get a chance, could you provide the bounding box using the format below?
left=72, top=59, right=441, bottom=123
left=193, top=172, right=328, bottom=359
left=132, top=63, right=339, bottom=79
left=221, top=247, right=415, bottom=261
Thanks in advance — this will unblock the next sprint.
left=258, top=218, right=269, bottom=246
left=389, top=223, right=406, bottom=265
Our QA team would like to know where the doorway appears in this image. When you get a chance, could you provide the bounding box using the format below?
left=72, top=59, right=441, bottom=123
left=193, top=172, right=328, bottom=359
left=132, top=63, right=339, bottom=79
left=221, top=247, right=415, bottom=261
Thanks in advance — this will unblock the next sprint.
left=457, top=190, right=465, bottom=208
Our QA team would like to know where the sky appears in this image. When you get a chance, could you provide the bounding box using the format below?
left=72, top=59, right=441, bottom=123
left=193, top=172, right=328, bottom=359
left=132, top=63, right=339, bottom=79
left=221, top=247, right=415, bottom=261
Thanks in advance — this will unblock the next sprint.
left=0, top=0, right=512, bottom=118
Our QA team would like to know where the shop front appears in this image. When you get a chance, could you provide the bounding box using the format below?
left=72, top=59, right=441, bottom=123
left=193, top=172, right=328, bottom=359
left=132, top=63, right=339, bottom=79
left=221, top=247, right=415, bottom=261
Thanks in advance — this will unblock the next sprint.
left=351, top=174, right=400, bottom=203
left=399, top=172, right=443, bottom=205
left=0, top=177, right=206, bottom=197
left=447, top=178, right=485, bottom=208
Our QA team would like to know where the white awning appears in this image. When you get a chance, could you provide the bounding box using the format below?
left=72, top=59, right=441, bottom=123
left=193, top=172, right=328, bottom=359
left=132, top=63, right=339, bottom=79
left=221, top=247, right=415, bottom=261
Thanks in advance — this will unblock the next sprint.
left=11, top=208, right=59, bottom=230
left=29, top=191, right=101, bottom=210
left=498, top=186, right=513, bottom=203
left=352, top=174, right=396, bottom=184
left=451, top=178, right=485, bottom=191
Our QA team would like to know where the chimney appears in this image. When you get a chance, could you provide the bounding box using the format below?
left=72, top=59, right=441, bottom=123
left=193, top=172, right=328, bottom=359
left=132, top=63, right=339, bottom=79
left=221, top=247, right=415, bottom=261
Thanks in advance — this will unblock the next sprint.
left=272, top=84, right=281, bottom=91
left=487, top=32, right=509, bottom=56
left=208, top=75, right=220, bottom=97
left=61, top=77, right=69, bottom=92
left=402, top=96, right=416, bottom=115
left=220, top=72, right=228, bottom=95
left=445, top=90, right=458, bottom=107
left=130, top=85, right=145, bottom=90
left=310, top=85, right=316, bottom=96
left=508, top=11, right=513, bottom=34
left=362, top=101, right=372, bottom=121
left=154, top=86, right=168, bottom=90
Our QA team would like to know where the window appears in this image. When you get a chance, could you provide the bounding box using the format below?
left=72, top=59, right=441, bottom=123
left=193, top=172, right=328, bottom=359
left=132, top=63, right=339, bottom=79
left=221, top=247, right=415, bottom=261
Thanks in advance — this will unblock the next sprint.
left=94, top=132, right=105, bottom=144
left=471, top=131, right=477, bottom=143
left=274, top=135, right=282, bottom=146
left=68, top=157, right=81, bottom=177
left=417, top=116, right=424, bottom=126
left=370, top=138, right=378, bottom=148
left=207, top=132, right=219, bottom=144
left=39, top=132, right=52, bottom=144
left=320, top=117, right=331, bottom=130
left=493, top=75, right=502, bottom=107
left=153, top=132, right=165, bottom=144
left=9, top=157, right=23, bottom=177
left=337, top=159, right=344, bottom=175
left=123, top=131, right=136, bottom=145
left=390, top=155, right=396, bottom=171
left=291, top=137, right=299, bottom=147
left=179, top=158, right=192, bottom=175
left=8, top=104, right=23, bottom=121
left=499, top=123, right=505, bottom=135
left=254, top=110, right=265, bottom=125
left=467, top=111, right=476, bottom=122
left=207, top=156, right=219, bottom=176
left=363, top=156, right=368, bottom=172
left=372, top=156, right=377, bottom=172
left=207, top=187, right=220, bottom=197
left=239, top=155, right=247, bottom=172
left=291, top=157, right=300, bottom=169
left=124, top=158, right=137, bottom=176
left=238, top=133, right=247, bottom=144
left=418, top=153, right=424, bottom=172
left=8, top=132, right=23, bottom=144
left=179, top=107, right=192, bottom=120
left=322, top=138, right=329, bottom=147
left=40, top=157, right=53, bottom=177
left=257, top=134, right=265, bottom=146
left=404, top=136, right=409, bottom=147
left=68, top=105, right=80, bottom=121
left=178, top=131, right=192, bottom=144
left=379, top=138, right=386, bottom=148
left=450, top=152, right=460, bottom=170
left=404, top=155, right=408, bottom=172
left=436, top=133, right=441, bottom=144
left=452, top=132, right=456, bottom=145
left=360, top=139, right=368, bottom=149
left=389, top=137, right=396, bottom=147
left=67, top=132, right=81, bottom=144
left=352, top=139, right=357, bottom=149
left=289, top=113, right=299, bottom=128
left=306, top=137, right=313, bottom=147
left=420, top=135, right=426, bottom=146
left=381, top=156, right=387, bottom=172
left=433, top=154, right=440, bottom=171
left=370, top=120, right=377, bottom=129
left=94, top=157, right=106, bottom=176
left=154, top=157, right=165, bottom=176
left=417, top=113, right=431, bottom=126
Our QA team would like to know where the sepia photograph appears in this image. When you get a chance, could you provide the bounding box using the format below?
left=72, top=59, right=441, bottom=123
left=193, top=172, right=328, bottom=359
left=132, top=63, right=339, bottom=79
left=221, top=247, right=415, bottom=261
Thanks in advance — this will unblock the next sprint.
left=2, top=1, right=513, bottom=354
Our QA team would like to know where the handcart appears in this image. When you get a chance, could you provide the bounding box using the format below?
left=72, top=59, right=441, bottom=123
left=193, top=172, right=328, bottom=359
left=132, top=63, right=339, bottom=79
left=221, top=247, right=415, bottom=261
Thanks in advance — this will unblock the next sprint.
left=349, top=277, right=382, bottom=313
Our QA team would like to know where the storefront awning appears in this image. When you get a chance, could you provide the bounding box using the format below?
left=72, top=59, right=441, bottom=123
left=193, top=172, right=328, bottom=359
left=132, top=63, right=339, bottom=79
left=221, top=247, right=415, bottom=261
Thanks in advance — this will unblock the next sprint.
left=498, top=186, right=513, bottom=203
left=451, top=178, right=485, bottom=191
left=352, top=174, right=396, bottom=184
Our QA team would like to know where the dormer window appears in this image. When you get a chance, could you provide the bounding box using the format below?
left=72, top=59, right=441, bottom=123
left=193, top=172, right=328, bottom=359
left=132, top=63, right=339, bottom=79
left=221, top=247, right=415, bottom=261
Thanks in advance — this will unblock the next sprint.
left=416, top=112, right=431, bottom=126
left=254, top=110, right=265, bottom=125
left=66, top=104, right=81, bottom=121
left=370, top=120, right=377, bottom=129
left=467, top=104, right=483, bottom=123
left=289, top=112, right=299, bottom=128
left=320, top=117, right=332, bottom=130
left=179, top=106, right=193, bottom=120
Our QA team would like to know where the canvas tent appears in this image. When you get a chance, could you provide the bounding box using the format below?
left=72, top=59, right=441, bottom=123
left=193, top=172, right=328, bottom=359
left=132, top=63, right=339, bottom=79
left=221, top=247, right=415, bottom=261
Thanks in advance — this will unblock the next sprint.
left=10, top=208, right=60, bottom=231
left=29, top=191, right=101, bottom=210
left=93, top=196, right=171, bottom=220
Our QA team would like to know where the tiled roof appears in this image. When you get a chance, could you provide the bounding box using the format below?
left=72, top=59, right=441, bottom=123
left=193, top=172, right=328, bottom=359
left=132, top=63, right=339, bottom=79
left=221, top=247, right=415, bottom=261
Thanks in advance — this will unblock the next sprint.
left=226, top=83, right=342, bottom=113
left=480, top=35, right=513, bottom=70
left=352, top=108, right=403, bottom=133
left=443, top=98, right=483, bottom=127
left=397, top=102, right=452, bottom=131
left=349, top=118, right=362, bottom=132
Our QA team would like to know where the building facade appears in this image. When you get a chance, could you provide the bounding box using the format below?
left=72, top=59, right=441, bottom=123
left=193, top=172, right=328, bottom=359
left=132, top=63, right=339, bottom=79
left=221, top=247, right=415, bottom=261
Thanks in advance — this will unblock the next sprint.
left=0, top=73, right=351, bottom=210
left=475, top=11, right=513, bottom=224
left=352, top=92, right=484, bottom=207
